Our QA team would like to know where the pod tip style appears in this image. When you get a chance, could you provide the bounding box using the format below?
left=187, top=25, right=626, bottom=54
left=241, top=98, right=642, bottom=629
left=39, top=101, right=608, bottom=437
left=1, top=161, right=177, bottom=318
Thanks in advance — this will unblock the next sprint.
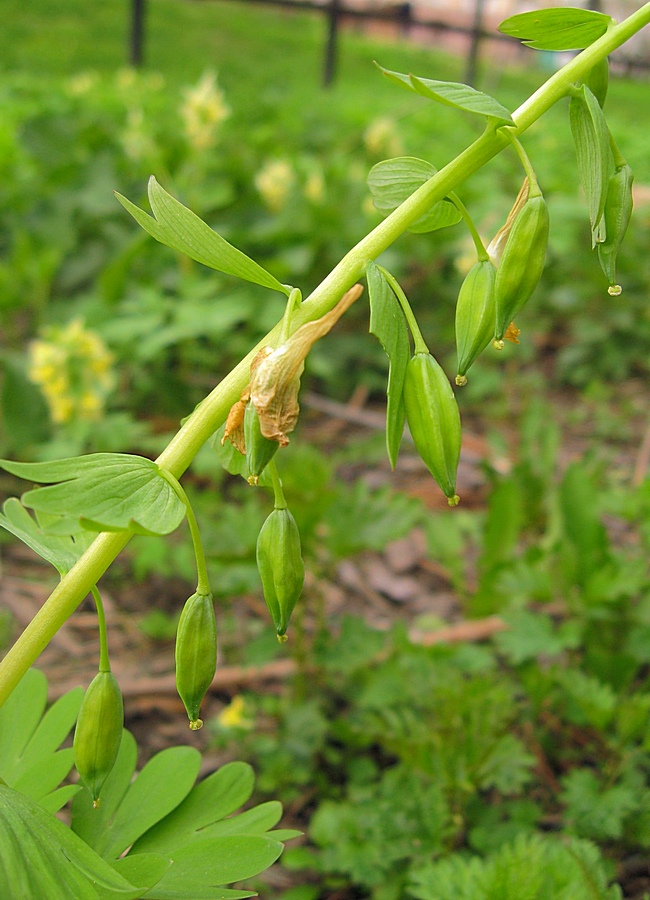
left=455, top=375, right=468, bottom=387
left=448, top=494, right=461, bottom=507
left=189, top=717, right=204, bottom=731
left=608, top=284, right=622, bottom=296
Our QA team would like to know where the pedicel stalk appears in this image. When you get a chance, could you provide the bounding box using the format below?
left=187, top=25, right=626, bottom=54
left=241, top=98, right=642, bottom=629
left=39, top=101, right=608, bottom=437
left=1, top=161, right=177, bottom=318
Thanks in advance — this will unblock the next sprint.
left=1, top=2, right=650, bottom=708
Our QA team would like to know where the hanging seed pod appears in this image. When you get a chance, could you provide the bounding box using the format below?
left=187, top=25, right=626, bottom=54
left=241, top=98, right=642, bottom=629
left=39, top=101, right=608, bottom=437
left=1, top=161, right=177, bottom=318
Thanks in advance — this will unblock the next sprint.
left=256, top=507, right=304, bottom=640
left=73, top=671, right=124, bottom=807
left=455, top=258, right=497, bottom=385
left=403, top=352, right=461, bottom=506
left=494, top=192, right=549, bottom=342
left=175, top=591, right=217, bottom=730
left=245, top=400, right=279, bottom=485
left=597, top=163, right=634, bottom=293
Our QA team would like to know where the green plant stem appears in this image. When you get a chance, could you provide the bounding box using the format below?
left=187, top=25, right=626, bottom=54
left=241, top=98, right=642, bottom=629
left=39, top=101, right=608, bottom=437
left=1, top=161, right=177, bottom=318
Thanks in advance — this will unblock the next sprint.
left=449, top=192, right=489, bottom=261
left=1, top=1, right=649, bottom=708
left=268, top=460, right=287, bottom=510
left=504, top=134, right=541, bottom=194
left=91, top=586, right=110, bottom=674
left=378, top=266, right=429, bottom=354
left=159, top=469, right=211, bottom=596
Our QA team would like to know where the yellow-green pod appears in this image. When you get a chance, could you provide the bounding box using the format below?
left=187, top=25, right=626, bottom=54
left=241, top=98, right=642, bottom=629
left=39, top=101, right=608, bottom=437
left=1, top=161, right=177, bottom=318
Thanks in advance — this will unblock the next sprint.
left=256, top=507, right=304, bottom=640
left=494, top=193, right=549, bottom=341
left=175, top=591, right=217, bottom=730
left=597, top=163, right=634, bottom=293
left=73, top=672, right=124, bottom=807
left=455, top=258, right=497, bottom=384
left=245, top=401, right=278, bottom=485
left=403, top=352, right=461, bottom=506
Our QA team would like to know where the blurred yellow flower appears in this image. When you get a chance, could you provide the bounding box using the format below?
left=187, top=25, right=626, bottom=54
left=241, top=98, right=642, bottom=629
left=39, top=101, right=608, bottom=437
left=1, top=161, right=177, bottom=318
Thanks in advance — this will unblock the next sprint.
left=180, top=71, right=230, bottom=152
left=217, top=695, right=253, bottom=730
left=255, top=159, right=295, bottom=212
left=28, top=319, right=115, bottom=425
left=304, top=169, right=326, bottom=204
left=66, top=71, right=99, bottom=97
left=363, top=116, right=403, bottom=158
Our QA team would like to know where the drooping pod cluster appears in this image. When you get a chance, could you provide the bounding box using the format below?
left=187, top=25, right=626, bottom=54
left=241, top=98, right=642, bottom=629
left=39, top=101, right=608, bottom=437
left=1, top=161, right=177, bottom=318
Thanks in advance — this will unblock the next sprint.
left=454, top=258, right=497, bottom=385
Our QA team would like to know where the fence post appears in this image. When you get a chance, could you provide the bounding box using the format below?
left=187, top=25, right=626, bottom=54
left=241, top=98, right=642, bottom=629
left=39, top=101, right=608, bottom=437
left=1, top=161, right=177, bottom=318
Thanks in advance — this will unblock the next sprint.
left=465, top=0, right=485, bottom=86
left=323, top=0, right=341, bottom=87
left=130, top=0, right=146, bottom=67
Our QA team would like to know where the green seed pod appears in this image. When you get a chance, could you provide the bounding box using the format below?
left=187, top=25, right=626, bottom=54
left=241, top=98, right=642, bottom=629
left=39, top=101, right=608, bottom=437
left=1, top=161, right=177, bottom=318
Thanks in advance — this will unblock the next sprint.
left=175, top=591, right=217, bottom=730
left=455, top=258, right=497, bottom=385
left=245, top=401, right=278, bottom=485
left=494, top=192, right=549, bottom=341
left=256, top=507, right=304, bottom=640
left=584, top=58, right=609, bottom=108
left=597, top=163, right=634, bottom=293
left=73, top=671, right=124, bottom=807
left=403, top=352, right=461, bottom=506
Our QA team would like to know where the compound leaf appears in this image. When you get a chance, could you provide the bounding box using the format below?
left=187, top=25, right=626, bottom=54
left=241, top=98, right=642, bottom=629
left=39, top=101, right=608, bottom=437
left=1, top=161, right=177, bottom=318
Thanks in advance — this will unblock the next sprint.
left=0, top=454, right=186, bottom=536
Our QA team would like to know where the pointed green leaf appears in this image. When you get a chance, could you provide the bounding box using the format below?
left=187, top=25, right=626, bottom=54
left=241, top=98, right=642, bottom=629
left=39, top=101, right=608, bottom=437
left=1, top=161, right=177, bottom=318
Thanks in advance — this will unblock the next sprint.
left=0, top=498, right=90, bottom=575
left=111, top=853, right=171, bottom=895
left=367, top=262, right=409, bottom=469
left=367, top=157, right=462, bottom=233
left=569, top=85, right=611, bottom=242
left=378, top=65, right=513, bottom=125
left=116, top=177, right=289, bottom=296
left=72, top=730, right=139, bottom=852
left=0, top=784, right=143, bottom=899
left=38, top=783, right=82, bottom=814
left=203, top=801, right=284, bottom=839
left=99, top=746, right=202, bottom=860
left=146, top=835, right=283, bottom=897
left=499, top=8, right=614, bottom=50
left=0, top=669, right=48, bottom=784
left=0, top=454, right=186, bottom=536
left=133, top=761, right=255, bottom=854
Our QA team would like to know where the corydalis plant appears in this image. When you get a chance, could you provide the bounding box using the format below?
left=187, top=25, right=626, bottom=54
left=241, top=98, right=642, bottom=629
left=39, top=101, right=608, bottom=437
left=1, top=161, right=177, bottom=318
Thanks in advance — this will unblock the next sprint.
left=0, top=0, right=647, bottom=796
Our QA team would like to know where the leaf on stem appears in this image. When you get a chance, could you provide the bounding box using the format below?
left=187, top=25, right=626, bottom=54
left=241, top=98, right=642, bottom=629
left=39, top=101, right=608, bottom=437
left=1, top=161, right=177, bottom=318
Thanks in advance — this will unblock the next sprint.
left=498, top=8, right=614, bottom=51
left=569, top=85, right=611, bottom=243
left=367, top=157, right=462, bottom=233
left=0, top=498, right=93, bottom=576
left=0, top=454, right=186, bottom=536
left=367, top=262, right=409, bottom=468
left=377, top=65, right=514, bottom=126
left=115, top=177, right=289, bottom=296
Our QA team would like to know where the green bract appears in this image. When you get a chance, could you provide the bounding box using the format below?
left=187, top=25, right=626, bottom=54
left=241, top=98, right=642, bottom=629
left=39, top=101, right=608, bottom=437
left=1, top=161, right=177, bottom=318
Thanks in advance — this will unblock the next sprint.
left=73, top=671, right=124, bottom=806
left=494, top=192, right=550, bottom=341
left=403, top=353, right=461, bottom=506
left=256, top=507, right=305, bottom=639
left=455, top=258, right=497, bottom=383
left=175, top=592, right=217, bottom=730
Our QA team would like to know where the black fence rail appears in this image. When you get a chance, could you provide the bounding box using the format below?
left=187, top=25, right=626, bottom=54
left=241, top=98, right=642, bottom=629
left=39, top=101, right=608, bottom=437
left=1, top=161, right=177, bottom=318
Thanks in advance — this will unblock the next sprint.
left=128, top=0, right=650, bottom=87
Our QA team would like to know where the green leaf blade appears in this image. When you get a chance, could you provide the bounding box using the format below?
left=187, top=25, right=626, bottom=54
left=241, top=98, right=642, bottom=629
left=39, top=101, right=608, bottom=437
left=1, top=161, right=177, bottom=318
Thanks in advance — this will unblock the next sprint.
left=569, top=85, right=611, bottom=242
left=1, top=454, right=186, bottom=536
left=367, top=262, right=409, bottom=469
left=499, top=8, right=614, bottom=50
left=367, top=157, right=462, bottom=233
left=116, top=178, right=289, bottom=296
left=377, top=65, right=513, bottom=125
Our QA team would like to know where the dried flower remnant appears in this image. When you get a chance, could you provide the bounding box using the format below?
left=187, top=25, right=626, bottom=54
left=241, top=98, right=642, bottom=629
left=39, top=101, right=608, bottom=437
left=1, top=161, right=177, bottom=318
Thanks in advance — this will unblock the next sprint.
left=250, top=284, right=363, bottom=446
left=487, top=179, right=530, bottom=266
